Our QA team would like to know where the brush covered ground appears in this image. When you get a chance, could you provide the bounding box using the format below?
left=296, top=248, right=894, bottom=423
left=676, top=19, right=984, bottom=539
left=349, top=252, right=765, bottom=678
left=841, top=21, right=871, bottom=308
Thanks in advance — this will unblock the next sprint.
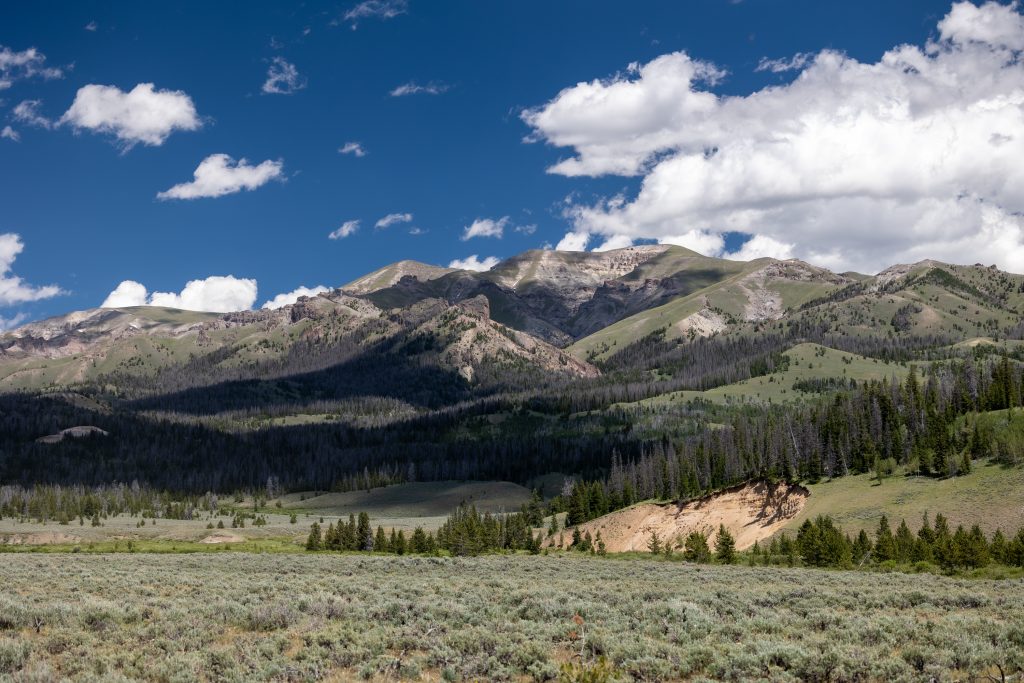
left=1, top=553, right=1023, bottom=683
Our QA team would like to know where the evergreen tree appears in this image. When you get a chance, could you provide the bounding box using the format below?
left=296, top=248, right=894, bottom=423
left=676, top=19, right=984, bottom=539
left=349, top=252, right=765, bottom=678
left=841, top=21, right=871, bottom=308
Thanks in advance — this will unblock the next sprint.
left=393, top=529, right=407, bottom=555
left=305, top=522, right=322, bottom=551
left=852, top=530, right=872, bottom=565
left=683, top=531, right=711, bottom=563
left=894, top=520, right=915, bottom=564
left=990, top=528, right=1008, bottom=565
left=715, top=524, right=736, bottom=564
left=411, top=526, right=429, bottom=553
left=358, top=512, right=373, bottom=551
left=647, top=530, right=662, bottom=555
left=873, top=515, right=896, bottom=563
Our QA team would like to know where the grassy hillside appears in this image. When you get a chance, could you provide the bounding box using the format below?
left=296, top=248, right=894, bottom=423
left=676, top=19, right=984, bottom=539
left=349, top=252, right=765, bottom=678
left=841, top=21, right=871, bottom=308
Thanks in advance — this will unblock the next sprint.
left=632, top=342, right=909, bottom=406
left=788, top=460, right=1024, bottom=536
left=570, top=259, right=844, bottom=361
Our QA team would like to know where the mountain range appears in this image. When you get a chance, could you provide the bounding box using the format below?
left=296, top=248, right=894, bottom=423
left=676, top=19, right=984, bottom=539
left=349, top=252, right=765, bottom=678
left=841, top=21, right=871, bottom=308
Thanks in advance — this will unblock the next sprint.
left=3, top=246, right=1023, bottom=395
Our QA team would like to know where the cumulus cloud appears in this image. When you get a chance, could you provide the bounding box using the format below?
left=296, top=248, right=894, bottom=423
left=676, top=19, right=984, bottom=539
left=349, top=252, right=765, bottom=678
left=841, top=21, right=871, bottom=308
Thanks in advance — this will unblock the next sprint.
left=339, top=141, right=366, bottom=157
left=101, top=276, right=258, bottom=312
left=329, top=220, right=360, bottom=239
left=723, top=235, right=795, bottom=261
left=555, top=231, right=590, bottom=252
left=13, top=99, right=54, bottom=128
left=100, top=280, right=148, bottom=307
left=0, top=45, right=63, bottom=90
left=523, top=1, right=1024, bottom=274
left=939, top=0, right=1024, bottom=49
left=448, top=255, right=500, bottom=271
left=343, top=0, right=408, bottom=28
left=0, top=233, right=63, bottom=306
left=375, top=212, right=412, bottom=229
left=61, top=83, right=201, bottom=147
left=261, top=285, right=329, bottom=309
left=462, top=217, right=509, bottom=240
left=390, top=81, right=449, bottom=97
left=262, top=57, right=306, bottom=95
left=592, top=234, right=634, bottom=252
left=157, top=154, right=284, bottom=200
left=1, top=126, right=18, bottom=141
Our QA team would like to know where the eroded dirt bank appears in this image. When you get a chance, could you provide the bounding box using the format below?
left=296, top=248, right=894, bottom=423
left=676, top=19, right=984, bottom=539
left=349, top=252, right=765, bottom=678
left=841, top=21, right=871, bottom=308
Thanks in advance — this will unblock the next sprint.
left=549, top=480, right=808, bottom=552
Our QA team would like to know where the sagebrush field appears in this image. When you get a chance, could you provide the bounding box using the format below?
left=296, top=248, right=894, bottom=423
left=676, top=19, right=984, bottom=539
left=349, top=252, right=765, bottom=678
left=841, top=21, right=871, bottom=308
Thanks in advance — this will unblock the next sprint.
left=1, top=553, right=1022, bottom=682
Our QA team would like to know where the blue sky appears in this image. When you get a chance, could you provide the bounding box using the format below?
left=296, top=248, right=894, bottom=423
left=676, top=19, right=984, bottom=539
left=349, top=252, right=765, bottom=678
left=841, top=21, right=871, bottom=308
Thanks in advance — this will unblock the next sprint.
left=2, top=0, right=1020, bottom=324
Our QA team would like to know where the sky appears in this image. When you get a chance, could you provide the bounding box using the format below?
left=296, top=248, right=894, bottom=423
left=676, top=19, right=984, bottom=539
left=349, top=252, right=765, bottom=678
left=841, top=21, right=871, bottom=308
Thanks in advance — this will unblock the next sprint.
left=2, top=0, right=1023, bottom=326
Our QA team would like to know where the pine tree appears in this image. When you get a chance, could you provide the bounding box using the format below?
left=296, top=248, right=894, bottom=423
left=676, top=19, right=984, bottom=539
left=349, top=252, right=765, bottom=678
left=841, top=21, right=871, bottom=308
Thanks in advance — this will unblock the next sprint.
left=305, top=522, right=322, bottom=551
left=358, top=512, right=373, bottom=551
left=966, top=524, right=990, bottom=568
left=393, top=529, right=407, bottom=555
left=852, top=529, right=871, bottom=565
left=647, top=530, right=662, bottom=555
left=375, top=526, right=389, bottom=553
left=683, top=531, right=710, bottom=563
left=894, top=519, right=915, bottom=564
left=715, top=524, right=736, bottom=564
left=411, top=526, right=429, bottom=554
left=990, top=528, right=1008, bottom=565
left=873, top=515, right=896, bottom=563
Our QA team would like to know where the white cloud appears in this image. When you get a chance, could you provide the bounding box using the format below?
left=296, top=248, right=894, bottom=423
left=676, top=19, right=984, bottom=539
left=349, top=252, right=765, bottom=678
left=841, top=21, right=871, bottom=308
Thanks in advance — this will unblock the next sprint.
left=756, top=53, right=812, bottom=73
left=100, top=280, right=148, bottom=307
left=84, top=21, right=98, bottom=32
left=13, top=100, right=54, bottom=128
left=375, top=212, right=412, bottom=229
left=61, top=83, right=201, bottom=147
left=462, top=217, right=509, bottom=240
left=1, top=126, right=18, bottom=141
left=329, top=220, right=360, bottom=239
left=448, top=255, right=500, bottom=272
left=658, top=230, right=725, bottom=255
left=939, top=0, right=1024, bottom=49
left=157, top=154, right=284, bottom=200
left=390, top=81, right=449, bottom=97
left=0, top=45, right=62, bottom=90
left=592, top=234, right=634, bottom=252
left=344, top=0, right=407, bottom=28
left=262, top=57, right=306, bottom=95
left=0, top=233, right=63, bottom=306
left=339, top=141, right=366, bottom=157
left=554, top=231, right=590, bottom=252
left=723, top=235, right=795, bottom=261
left=523, top=2, right=1024, bottom=274
left=101, top=276, right=258, bottom=312
left=0, top=313, right=27, bottom=332
left=261, top=285, right=329, bottom=309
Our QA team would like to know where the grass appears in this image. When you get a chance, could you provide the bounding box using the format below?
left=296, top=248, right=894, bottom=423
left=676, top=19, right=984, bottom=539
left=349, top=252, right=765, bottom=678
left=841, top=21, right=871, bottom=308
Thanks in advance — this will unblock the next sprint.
left=1, top=553, right=1022, bottom=681
left=790, top=459, right=1024, bottom=536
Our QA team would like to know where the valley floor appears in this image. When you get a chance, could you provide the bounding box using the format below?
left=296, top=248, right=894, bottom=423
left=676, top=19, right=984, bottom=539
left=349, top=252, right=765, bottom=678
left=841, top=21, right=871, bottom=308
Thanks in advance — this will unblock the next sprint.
left=1, top=554, right=1022, bottom=682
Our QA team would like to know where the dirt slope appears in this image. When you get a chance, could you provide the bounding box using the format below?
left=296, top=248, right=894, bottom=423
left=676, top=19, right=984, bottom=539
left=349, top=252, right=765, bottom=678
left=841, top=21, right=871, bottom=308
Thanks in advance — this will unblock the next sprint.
left=551, top=481, right=807, bottom=552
